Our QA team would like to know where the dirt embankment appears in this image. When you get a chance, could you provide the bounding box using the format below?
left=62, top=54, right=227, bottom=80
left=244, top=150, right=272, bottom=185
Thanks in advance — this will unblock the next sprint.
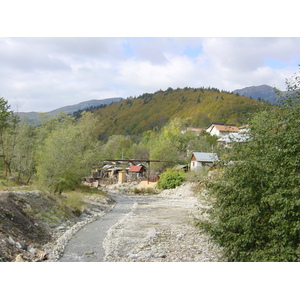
left=0, top=190, right=114, bottom=262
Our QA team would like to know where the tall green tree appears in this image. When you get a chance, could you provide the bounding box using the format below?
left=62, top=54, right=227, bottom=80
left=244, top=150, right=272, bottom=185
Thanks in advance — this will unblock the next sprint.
left=36, top=113, right=100, bottom=194
left=11, top=119, right=37, bottom=183
left=197, top=72, right=300, bottom=261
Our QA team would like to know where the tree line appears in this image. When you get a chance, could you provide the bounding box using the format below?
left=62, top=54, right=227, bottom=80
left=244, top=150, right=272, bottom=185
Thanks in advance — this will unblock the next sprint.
left=0, top=100, right=219, bottom=194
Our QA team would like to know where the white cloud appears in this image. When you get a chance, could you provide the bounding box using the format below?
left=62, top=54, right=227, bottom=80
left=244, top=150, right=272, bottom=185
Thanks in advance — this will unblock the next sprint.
left=0, top=37, right=300, bottom=112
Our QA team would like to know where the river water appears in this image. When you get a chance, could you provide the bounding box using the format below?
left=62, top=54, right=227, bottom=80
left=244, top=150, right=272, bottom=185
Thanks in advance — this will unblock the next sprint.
left=59, top=193, right=134, bottom=262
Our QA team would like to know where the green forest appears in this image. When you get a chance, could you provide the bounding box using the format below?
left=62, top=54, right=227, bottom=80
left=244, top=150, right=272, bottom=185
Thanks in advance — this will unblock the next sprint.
left=92, top=87, right=262, bottom=139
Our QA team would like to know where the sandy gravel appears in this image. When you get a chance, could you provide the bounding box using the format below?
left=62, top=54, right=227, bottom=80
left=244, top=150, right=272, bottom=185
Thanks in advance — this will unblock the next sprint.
left=102, top=182, right=225, bottom=262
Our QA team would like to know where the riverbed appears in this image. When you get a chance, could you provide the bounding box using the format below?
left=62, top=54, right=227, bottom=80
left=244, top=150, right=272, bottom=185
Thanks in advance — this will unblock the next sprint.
left=57, top=183, right=225, bottom=262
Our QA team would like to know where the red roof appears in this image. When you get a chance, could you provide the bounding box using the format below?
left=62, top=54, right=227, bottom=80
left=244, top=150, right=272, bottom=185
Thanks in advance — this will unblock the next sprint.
left=128, top=166, right=143, bottom=172
left=214, top=124, right=239, bottom=132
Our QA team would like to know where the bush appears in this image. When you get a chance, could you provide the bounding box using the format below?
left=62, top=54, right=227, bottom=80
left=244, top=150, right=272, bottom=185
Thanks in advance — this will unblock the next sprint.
left=157, top=169, right=184, bottom=189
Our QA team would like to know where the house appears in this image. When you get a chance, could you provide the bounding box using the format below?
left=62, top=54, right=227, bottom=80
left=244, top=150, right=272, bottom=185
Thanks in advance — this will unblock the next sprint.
left=206, top=123, right=239, bottom=137
left=190, top=152, right=218, bottom=170
left=127, top=164, right=147, bottom=180
left=217, top=132, right=250, bottom=148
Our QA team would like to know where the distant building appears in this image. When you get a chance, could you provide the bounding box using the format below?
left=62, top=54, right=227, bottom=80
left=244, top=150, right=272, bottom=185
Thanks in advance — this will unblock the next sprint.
left=190, top=152, right=218, bottom=170
left=206, top=123, right=239, bottom=137
left=127, top=164, right=147, bottom=180
left=217, top=132, right=250, bottom=148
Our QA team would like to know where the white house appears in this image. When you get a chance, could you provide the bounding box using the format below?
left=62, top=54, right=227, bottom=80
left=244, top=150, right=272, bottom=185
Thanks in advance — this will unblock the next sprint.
left=206, top=123, right=239, bottom=137
left=190, top=152, right=218, bottom=170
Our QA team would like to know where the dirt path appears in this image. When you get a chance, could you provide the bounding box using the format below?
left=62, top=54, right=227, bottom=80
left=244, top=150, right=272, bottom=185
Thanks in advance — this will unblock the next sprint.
left=57, top=182, right=224, bottom=262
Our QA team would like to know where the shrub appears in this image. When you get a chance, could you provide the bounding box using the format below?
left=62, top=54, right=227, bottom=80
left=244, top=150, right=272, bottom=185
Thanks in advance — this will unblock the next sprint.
left=157, top=169, right=184, bottom=189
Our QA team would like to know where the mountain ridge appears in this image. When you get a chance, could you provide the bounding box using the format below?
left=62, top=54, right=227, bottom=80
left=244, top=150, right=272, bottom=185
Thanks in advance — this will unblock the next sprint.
left=17, top=84, right=284, bottom=121
left=17, top=97, right=123, bottom=120
left=232, top=84, right=284, bottom=104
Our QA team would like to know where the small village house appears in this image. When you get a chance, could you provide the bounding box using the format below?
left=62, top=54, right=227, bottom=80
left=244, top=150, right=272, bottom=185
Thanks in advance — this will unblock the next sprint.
left=206, top=123, right=239, bottom=137
left=190, top=152, right=218, bottom=170
left=127, top=164, right=147, bottom=181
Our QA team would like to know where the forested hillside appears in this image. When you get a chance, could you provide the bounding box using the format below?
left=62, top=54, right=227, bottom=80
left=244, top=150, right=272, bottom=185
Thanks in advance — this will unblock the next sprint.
left=92, top=87, right=263, bottom=139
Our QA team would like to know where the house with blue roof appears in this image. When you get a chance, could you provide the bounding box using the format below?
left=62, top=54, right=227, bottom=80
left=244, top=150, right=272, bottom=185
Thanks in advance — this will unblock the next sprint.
left=190, top=152, right=218, bottom=170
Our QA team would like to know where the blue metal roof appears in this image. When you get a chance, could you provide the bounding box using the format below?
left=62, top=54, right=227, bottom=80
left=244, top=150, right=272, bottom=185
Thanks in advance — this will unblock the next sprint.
left=192, top=152, right=218, bottom=162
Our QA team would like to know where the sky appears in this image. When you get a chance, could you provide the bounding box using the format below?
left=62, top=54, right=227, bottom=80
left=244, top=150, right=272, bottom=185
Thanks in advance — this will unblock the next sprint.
left=1, top=37, right=300, bottom=113
left=1, top=1, right=300, bottom=113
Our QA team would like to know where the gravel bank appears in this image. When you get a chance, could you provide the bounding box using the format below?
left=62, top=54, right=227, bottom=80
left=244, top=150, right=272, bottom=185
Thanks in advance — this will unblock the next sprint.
left=102, top=182, right=225, bottom=262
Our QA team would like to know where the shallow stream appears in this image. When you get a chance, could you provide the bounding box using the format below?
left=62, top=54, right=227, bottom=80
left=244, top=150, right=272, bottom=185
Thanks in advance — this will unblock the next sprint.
left=59, top=193, right=134, bottom=262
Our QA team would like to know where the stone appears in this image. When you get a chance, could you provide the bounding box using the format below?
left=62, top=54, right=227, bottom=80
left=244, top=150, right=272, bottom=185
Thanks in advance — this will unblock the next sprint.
left=15, top=241, right=27, bottom=250
left=19, top=241, right=28, bottom=250
left=7, top=236, right=15, bottom=246
left=15, top=254, right=25, bottom=262
left=28, top=248, right=36, bottom=255
left=177, top=234, right=183, bottom=241
left=35, top=249, right=47, bottom=261
left=128, top=254, right=140, bottom=259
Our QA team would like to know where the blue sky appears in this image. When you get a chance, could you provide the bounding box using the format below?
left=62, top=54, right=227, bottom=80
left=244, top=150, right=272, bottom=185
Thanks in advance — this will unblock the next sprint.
left=1, top=37, right=300, bottom=113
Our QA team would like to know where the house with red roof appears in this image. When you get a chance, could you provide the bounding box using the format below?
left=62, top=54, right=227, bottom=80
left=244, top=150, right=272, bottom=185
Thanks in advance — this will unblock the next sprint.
left=206, top=123, right=239, bottom=137
left=128, top=164, right=147, bottom=180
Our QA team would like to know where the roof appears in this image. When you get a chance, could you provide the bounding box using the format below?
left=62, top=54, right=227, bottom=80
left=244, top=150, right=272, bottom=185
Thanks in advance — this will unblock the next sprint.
left=213, top=124, right=239, bottom=132
left=128, top=165, right=143, bottom=172
left=191, top=152, right=218, bottom=162
left=217, top=132, right=250, bottom=143
left=207, top=123, right=239, bottom=133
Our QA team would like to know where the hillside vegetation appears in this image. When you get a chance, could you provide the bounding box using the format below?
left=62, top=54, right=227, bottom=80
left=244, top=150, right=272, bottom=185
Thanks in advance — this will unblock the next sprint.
left=93, top=87, right=263, bottom=139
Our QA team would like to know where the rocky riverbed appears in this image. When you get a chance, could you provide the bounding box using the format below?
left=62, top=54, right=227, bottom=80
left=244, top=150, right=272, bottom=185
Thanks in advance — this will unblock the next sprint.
left=102, top=182, right=225, bottom=262
left=1, top=182, right=225, bottom=262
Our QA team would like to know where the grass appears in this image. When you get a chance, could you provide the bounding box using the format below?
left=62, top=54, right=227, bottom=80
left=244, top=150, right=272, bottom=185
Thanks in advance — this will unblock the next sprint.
left=62, top=191, right=86, bottom=215
left=62, top=184, right=110, bottom=215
